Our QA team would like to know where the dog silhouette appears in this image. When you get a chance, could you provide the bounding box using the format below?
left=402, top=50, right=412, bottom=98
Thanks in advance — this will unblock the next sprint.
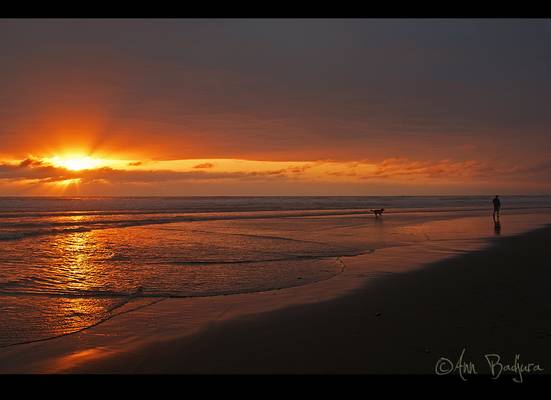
left=370, top=208, right=385, bottom=217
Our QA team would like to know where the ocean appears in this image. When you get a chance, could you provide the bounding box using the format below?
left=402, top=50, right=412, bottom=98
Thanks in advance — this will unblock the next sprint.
left=1, top=195, right=550, bottom=347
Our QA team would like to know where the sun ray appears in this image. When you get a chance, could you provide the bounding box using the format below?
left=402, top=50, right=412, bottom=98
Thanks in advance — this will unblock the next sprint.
left=49, top=155, right=104, bottom=171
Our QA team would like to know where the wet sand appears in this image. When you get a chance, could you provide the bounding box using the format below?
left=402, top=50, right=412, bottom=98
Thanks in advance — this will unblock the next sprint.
left=1, top=216, right=550, bottom=376
left=77, top=224, right=551, bottom=376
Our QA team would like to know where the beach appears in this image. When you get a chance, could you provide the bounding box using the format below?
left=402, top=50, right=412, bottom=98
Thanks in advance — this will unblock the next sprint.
left=2, top=18, right=550, bottom=378
left=1, top=198, right=550, bottom=376
left=133, top=224, right=550, bottom=376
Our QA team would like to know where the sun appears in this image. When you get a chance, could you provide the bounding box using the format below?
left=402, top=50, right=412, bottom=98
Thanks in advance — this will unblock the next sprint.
left=50, top=155, right=103, bottom=171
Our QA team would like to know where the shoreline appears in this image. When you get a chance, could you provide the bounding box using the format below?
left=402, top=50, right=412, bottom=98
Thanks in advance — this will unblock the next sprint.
left=1, top=214, right=550, bottom=375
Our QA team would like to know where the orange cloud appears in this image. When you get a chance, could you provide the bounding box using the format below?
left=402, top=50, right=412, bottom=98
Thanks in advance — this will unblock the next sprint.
left=1, top=155, right=550, bottom=195
left=193, top=162, right=214, bottom=169
left=360, top=158, right=487, bottom=180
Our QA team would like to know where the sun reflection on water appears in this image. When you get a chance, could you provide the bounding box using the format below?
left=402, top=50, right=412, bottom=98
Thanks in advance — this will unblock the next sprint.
left=23, top=230, right=125, bottom=343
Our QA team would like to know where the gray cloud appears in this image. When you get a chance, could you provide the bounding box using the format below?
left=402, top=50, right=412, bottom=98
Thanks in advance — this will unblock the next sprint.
left=0, top=19, right=549, bottom=164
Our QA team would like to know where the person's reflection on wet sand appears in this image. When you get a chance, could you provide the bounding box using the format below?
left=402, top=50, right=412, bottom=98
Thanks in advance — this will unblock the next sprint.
left=493, top=195, right=501, bottom=223
left=494, top=220, right=502, bottom=235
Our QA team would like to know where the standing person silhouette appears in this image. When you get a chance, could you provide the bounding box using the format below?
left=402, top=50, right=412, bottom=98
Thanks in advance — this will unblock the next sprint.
left=492, top=195, right=501, bottom=222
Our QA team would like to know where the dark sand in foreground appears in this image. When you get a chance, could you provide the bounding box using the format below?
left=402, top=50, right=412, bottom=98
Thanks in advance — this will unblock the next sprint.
left=77, top=224, right=551, bottom=375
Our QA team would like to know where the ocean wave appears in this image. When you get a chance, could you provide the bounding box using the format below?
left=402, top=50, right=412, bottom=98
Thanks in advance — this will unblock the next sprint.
left=1, top=195, right=550, bottom=215
left=1, top=205, right=550, bottom=242
left=0, top=256, right=348, bottom=301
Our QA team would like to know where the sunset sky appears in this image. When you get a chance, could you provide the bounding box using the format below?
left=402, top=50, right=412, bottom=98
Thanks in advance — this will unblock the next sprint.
left=1, top=19, right=550, bottom=196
